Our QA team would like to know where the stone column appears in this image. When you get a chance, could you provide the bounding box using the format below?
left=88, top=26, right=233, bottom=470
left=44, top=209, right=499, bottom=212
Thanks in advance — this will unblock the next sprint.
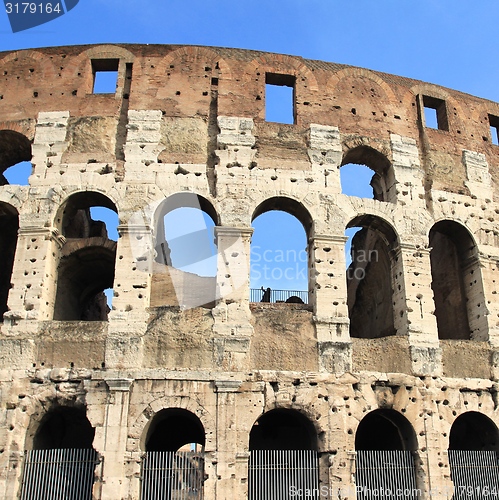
left=398, top=244, right=441, bottom=376
left=212, top=227, right=253, bottom=371
left=4, top=225, right=63, bottom=328
left=390, top=134, right=425, bottom=207
left=213, top=380, right=243, bottom=500
left=311, top=234, right=351, bottom=373
left=96, top=378, right=133, bottom=500
left=105, top=223, right=152, bottom=369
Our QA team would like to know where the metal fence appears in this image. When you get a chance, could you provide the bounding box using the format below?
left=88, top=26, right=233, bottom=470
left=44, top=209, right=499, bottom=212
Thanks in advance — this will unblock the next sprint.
left=20, top=448, right=98, bottom=500
left=355, top=450, right=420, bottom=499
left=141, top=451, right=205, bottom=500
left=248, top=450, right=319, bottom=500
left=448, top=450, right=499, bottom=499
left=250, top=288, right=309, bottom=304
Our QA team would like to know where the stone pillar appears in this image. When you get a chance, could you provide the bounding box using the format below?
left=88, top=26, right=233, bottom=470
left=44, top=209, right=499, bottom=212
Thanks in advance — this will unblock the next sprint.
left=216, top=117, right=256, bottom=168
left=105, top=223, right=151, bottom=369
left=124, top=110, right=163, bottom=183
left=213, top=380, right=243, bottom=500
left=5, top=225, right=63, bottom=328
left=390, top=134, right=425, bottom=207
left=463, top=149, right=493, bottom=201
left=307, top=124, right=342, bottom=191
left=30, top=111, right=69, bottom=186
left=398, top=244, right=441, bottom=376
left=96, top=378, right=133, bottom=500
left=212, top=227, right=253, bottom=371
left=311, top=234, right=351, bottom=373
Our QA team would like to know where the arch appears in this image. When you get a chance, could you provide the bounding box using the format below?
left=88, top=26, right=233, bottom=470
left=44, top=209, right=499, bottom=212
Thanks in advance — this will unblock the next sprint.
left=55, top=190, right=118, bottom=237
left=449, top=412, right=499, bottom=451
left=152, top=192, right=218, bottom=280
left=144, top=408, right=205, bottom=452
left=249, top=408, right=317, bottom=451
left=251, top=197, right=311, bottom=303
left=252, top=196, right=312, bottom=236
left=355, top=409, right=417, bottom=451
left=346, top=214, right=400, bottom=339
left=53, top=191, right=118, bottom=320
left=31, top=406, right=95, bottom=450
left=341, top=145, right=395, bottom=202
left=0, top=203, right=19, bottom=321
left=429, top=220, right=486, bottom=340
left=0, top=130, right=32, bottom=185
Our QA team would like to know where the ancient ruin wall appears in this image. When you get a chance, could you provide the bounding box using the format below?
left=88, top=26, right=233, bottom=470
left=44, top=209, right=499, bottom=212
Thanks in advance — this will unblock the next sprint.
left=0, top=44, right=499, bottom=499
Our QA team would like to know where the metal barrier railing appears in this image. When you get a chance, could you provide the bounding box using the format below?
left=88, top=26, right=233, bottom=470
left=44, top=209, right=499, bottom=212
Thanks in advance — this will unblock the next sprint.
left=141, top=451, right=204, bottom=500
left=20, top=448, right=98, bottom=500
left=355, top=450, right=420, bottom=499
left=250, top=288, right=308, bottom=304
left=248, top=449, right=319, bottom=500
left=449, top=450, right=499, bottom=499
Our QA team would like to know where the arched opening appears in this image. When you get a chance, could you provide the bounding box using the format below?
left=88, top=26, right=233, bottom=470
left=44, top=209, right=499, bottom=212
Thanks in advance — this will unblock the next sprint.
left=141, top=409, right=205, bottom=498
left=249, top=408, right=317, bottom=451
left=355, top=409, right=417, bottom=452
left=340, top=146, right=395, bottom=202
left=22, top=406, right=97, bottom=499
left=0, top=204, right=18, bottom=321
left=53, top=192, right=118, bottom=321
left=250, top=197, right=311, bottom=304
left=449, top=412, right=499, bottom=452
left=346, top=215, right=400, bottom=339
left=152, top=193, right=218, bottom=309
left=355, top=410, right=418, bottom=499
left=145, top=408, right=205, bottom=452
left=429, top=220, right=486, bottom=340
left=448, top=412, right=499, bottom=496
left=248, top=409, right=319, bottom=499
left=0, top=130, right=32, bottom=186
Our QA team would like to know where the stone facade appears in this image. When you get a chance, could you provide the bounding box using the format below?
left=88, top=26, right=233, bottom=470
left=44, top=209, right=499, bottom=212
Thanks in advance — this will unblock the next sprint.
left=0, top=44, right=499, bottom=499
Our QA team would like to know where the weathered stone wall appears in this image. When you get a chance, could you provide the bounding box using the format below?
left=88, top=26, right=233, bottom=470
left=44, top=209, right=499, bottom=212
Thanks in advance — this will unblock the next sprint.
left=0, top=44, right=499, bottom=499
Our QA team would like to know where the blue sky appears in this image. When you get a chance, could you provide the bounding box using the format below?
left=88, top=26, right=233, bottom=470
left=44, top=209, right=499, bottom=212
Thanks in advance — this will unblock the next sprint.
left=1, top=1, right=498, bottom=297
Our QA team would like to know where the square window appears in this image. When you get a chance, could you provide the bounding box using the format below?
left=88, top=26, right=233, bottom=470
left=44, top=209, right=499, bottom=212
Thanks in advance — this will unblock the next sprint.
left=489, top=114, right=499, bottom=145
left=92, top=59, right=119, bottom=94
left=265, top=73, right=295, bottom=124
left=422, top=95, right=449, bottom=131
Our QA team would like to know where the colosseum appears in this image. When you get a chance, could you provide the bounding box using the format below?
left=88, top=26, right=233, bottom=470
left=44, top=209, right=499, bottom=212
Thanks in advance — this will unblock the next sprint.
left=0, top=43, right=499, bottom=499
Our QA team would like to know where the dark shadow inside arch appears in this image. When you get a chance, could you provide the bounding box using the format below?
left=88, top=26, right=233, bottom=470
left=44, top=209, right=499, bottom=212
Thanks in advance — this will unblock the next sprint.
left=356, top=409, right=417, bottom=451
left=249, top=408, right=317, bottom=451
left=145, top=408, right=206, bottom=452
left=430, top=220, right=481, bottom=340
left=449, top=412, right=499, bottom=451
left=346, top=215, right=398, bottom=339
left=54, top=192, right=118, bottom=320
left=0, top=204, right=18, bottom=321
left=341, top=146, right=394, bottom=202
left=33, top=406, right=95, bottom=450
left=0, top=130, right=32, bottom=186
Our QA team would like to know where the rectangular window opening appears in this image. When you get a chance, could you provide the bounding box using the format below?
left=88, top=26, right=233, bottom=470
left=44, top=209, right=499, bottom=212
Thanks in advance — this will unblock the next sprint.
left=92, top=59, right=119, bottom=94
left=422, top=95, right=449, bottom=131
left=489, top=114, right=499, bottom=146
left=265, top=73, right=295, bottom=124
